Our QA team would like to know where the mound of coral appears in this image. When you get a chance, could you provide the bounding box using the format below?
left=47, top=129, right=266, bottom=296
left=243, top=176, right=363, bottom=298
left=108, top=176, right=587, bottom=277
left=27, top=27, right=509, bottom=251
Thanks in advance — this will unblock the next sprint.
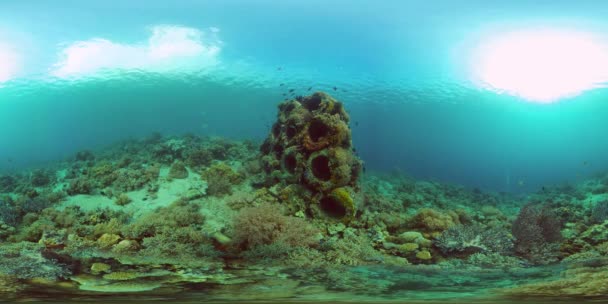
left=260, top=92, right=362, bottom=223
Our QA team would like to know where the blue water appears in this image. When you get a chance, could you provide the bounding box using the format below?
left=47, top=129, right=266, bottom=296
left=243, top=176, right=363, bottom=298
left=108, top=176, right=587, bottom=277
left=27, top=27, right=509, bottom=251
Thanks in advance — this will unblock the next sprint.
left=2, top=0, right=608, bottom=193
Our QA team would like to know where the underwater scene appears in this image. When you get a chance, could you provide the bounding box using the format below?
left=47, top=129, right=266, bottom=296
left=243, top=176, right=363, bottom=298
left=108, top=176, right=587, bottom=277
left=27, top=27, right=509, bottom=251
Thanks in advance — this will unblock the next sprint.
left=2, top=1, right=608, bottom=303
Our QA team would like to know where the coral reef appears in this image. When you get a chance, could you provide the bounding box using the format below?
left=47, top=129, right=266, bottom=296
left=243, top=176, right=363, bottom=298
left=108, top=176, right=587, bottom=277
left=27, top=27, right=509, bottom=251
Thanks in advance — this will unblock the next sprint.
left=2, top=96, right=608, bottom=301
left=512, top=203, right=563, bottom=264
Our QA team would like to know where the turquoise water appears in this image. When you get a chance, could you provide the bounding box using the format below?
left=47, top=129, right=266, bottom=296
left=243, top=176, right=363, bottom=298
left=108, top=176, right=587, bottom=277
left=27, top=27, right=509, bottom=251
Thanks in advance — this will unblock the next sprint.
left=2, top=1, right=608, bottom=302
left=2, top=0, right=608, bottom=192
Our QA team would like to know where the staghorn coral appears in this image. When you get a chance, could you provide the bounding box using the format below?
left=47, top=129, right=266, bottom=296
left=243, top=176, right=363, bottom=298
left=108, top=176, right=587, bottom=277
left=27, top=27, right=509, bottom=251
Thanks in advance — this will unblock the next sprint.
left=232, top=203, right=319, bottom=251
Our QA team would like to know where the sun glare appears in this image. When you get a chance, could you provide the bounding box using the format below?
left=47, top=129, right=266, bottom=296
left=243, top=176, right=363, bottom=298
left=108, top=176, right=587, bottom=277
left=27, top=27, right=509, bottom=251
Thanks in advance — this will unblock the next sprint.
left=0, top=43, right=20, bottom=83
left=471, top=29, right=608, bottom=103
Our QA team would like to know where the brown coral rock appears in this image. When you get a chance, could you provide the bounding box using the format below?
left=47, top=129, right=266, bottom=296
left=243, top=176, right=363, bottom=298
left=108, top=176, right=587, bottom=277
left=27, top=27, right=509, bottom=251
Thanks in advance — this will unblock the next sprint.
left=259, top=92, right=362, bottom=222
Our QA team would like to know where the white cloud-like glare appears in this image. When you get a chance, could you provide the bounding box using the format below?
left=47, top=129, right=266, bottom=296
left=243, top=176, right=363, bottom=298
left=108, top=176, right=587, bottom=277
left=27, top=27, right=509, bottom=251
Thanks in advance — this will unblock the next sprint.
left=471, top=28, right=608, bottom=103
left=52, top=25, right=221, bottom=78
left=0, top=42, right=21, bottom=82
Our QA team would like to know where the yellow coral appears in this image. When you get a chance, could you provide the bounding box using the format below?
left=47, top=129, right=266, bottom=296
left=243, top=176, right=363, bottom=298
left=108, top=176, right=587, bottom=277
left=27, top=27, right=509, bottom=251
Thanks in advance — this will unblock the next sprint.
left=97, top=233, right=121, bottom=249
left=416, top=250, right=432, bottom=260
left=103, top=271, right=139, bottom=281
left=327, top=187, right=356, bottom=223
left=90, top=263, right=111, bottom=274
left=399, top=243, right=419, bottom=252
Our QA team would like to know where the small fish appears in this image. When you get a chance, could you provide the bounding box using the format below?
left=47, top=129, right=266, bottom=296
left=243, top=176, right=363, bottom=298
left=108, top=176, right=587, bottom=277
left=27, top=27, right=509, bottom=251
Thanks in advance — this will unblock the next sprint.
left=282, top=93, right=286, bottom=96
left=354, top=121, right=359, bottom=127
left=333, top=86, right=337, bottom=91
left=342, top=89, right=348, bottom=92
left=288, top=89, right=295, bottom=93
left=277, top=67, right=282, bottom=71
left=7, top=158, right=12, bottom=163
left=280, top=83, right=284, bottom=86
left=307, top=87, right=312, bottom=91
left=583, top=161, right=588, bottom=166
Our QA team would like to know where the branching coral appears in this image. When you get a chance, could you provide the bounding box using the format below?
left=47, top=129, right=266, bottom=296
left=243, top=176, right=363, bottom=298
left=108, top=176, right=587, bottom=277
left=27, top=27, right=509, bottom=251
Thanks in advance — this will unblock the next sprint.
left=232, top=203, right=319, bottom=251
left=590, top=200, right=608, bottom=224
left=0, top=175, right=17, bottom=193
left=0, top=200, right=19, bottom=227
left=434, top=224, right=513, bottom=256
left=512, top=203, right=563, bottom=264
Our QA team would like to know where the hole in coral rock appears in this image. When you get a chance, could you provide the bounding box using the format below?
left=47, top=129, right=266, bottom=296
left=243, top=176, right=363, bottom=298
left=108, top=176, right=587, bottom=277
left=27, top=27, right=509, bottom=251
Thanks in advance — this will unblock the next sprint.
left=273, top=144, right=284, bottom=158
left=311, top=155, right=331, bottom=181
left=286, top=124, right=297, bottom=139
left=271, top=123, right=281, bottom=138
left=260, top=140, right=272, bottom=154
left=284, top=102, right=296, bottom=113
left=308, top=119, right=330, bottom=142
left=283, top=153, right=297, bottom=174
left=320, top=196, right=347, bottom=219
left=302, top=94, right=322, bottom=111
